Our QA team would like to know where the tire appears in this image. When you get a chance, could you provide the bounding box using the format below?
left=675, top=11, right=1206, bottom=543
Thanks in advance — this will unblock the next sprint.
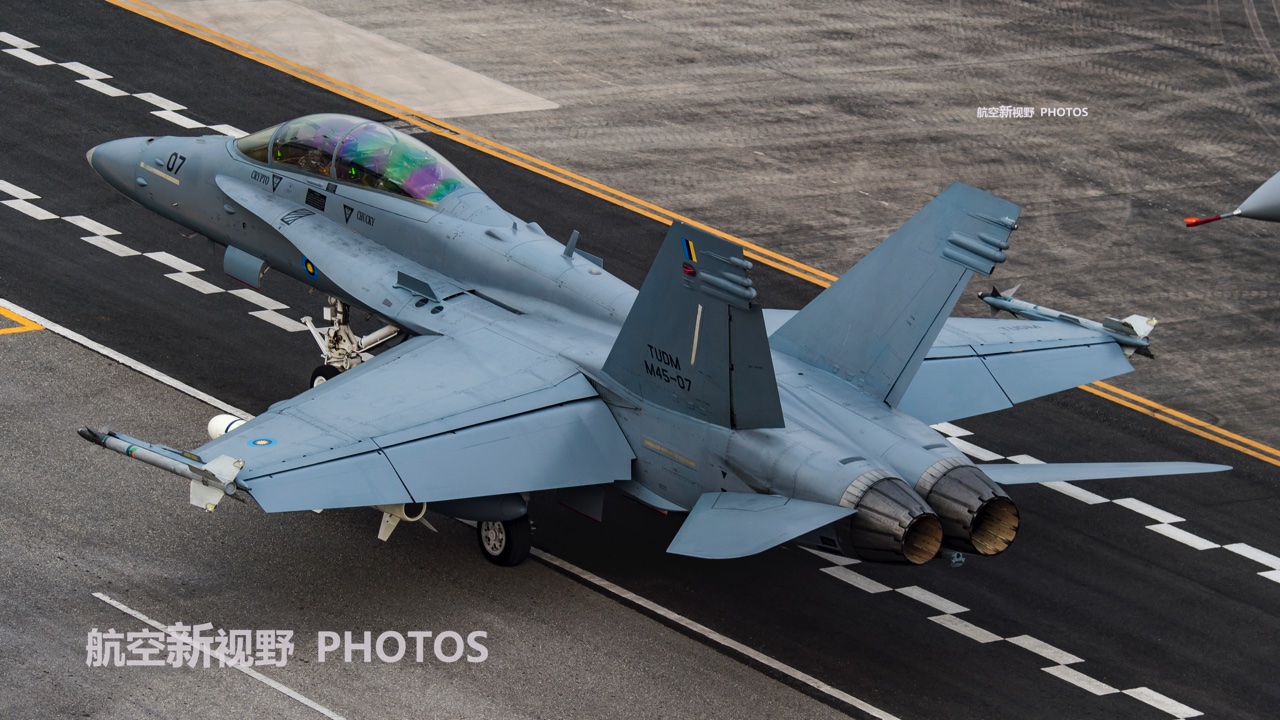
left=477, top=515, right=532, bottom=566
left=310, top=365, right=341, bottom=388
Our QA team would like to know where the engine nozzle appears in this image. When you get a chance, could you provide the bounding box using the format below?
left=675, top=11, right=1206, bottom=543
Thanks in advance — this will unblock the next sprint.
left=917, top=460, right=1019, bottom=555
left=837, top=471, right=942, bottom=564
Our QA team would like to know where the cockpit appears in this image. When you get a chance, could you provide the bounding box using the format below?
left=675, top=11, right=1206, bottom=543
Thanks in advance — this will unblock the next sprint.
left=234, top=114, right=477, bottom=206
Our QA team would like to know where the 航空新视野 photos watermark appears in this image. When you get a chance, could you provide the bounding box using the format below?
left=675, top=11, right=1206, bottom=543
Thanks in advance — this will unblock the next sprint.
left=976, top=106, right=1089, bottom=118
left=86, top=624, right=489, bottom=668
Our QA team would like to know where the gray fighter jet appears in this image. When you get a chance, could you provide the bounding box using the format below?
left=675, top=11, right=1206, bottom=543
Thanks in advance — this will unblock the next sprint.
left=79, top=114, right=1227, bottom=567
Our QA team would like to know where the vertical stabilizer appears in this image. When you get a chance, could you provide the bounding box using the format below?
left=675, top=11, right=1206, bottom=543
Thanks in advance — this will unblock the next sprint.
left=771, top=183, right=1021, bottom=407
left=603, top=222, right=784, bottom=429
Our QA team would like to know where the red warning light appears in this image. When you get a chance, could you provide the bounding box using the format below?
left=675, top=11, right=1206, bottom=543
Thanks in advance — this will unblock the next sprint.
left=1185, top=215, right=1221, bottom=227
left=682, top=262, right=697, bottom=276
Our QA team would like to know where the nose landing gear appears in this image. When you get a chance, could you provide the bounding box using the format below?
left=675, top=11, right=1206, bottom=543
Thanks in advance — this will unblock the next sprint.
left=301, top=296, right=400, bottom=387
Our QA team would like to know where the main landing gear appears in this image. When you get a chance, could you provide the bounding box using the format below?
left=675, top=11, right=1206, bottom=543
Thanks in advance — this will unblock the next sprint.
left=477, top=515, right=532, bottom=566
left=301, top=296, right=400, bottom=387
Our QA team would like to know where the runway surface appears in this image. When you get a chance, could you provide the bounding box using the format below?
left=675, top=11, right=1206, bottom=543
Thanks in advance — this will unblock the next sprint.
left=0, top=2, right=1277, bottom=719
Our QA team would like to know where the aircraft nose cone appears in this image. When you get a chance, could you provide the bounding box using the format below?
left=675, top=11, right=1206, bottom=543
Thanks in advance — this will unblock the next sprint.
left=87, top=137, right=148, bottom=194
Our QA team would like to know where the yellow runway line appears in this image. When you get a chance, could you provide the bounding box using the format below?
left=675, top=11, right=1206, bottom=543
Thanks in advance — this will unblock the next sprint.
left=0, top=305, right=44, bottom=335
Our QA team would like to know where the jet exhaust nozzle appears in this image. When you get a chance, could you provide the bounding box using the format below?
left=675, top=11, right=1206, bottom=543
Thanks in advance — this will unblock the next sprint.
left=837, top=471, right=942, bottom=565
left=917, top=460, right=1019, bottom=555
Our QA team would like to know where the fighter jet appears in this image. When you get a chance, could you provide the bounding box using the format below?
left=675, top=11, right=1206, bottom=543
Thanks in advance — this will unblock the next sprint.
left=977, top=285, right=1156, bottom=358
left=79, top=114, right=1227, bottom=567
left=1185, top=169, right=1280, bottom=226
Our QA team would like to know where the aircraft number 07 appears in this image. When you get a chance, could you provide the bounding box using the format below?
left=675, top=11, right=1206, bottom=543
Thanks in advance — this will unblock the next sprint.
left=166, top=153, right=187, bottom=174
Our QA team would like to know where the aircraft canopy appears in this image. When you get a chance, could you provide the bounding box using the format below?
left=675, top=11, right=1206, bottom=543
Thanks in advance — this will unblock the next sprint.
left=235, top=114, right=477, bottom=206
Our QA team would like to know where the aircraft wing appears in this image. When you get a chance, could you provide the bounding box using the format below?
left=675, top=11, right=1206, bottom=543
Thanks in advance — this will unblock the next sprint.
left=893, top=317, right=1135, bottom=424
left=194, top=329, right=634, bottom=513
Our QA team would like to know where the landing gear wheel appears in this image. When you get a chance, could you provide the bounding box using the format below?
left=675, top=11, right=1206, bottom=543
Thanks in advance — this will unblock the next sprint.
left=477, top=515, right=532, bottom=566
left=310, top=365, right=341, bottom=388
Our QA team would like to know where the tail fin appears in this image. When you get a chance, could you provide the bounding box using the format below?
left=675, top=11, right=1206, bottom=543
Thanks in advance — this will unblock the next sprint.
left=602, top=222, right=784, bottom=429
left=771, top=183, right=1021, bottom=407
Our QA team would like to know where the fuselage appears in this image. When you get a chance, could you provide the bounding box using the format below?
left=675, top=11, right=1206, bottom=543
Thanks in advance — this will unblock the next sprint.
left=87, top=117, right=1019, bottom=564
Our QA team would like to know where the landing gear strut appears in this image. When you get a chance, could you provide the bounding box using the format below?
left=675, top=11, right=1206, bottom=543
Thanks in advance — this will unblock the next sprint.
left=301, top=296, right=400, bottom=387
left=477, top=515, right=532, bottom=566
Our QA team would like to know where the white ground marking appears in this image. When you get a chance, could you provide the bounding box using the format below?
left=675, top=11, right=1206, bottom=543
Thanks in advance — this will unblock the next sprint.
left=1123, top=687, right=1203, bottom=718
left=60, top=61, right=110, bottom=80
left=0, top=299, right=250, bottom=418
left=821, top=566, right=892, bottom=593
left=144, top=251, right=203, bottom=273
left=1039, top=481, right=1111, bottom=505
left=801, top=547, right=859, bottom=566
left=230, top=288, right=288, bottom=311
left=895, top=586, right=968, bottom=615
left=1258, top=570, right=1280, bottom=585
left=0, top=31, right=37, bottom=49
left=4, top=47, right=54, bottom=65
left=63, top=215, right=119, bottom=236
left=166, top=272, right=225, bottom=295
left=210, top=124, right=248, bottom=138
left=929, top=422, right=972, bottom=437
left=1147, top=524, right=1220, bottom=550
left=249, top=310, right=307, bottom=332
left=81, top=235, right=140, bottom=257
left=147, top=0, right=558, bottom=119
left=1113, top=498, right=1185, bottom=524
left=78, top=78, right=129, bottom=97
left=92, top=592, right=345, bottom=719
left=133, top=92, right=186, bottom=110
left=1006, top=635, right=1083, bottom=665
left=1223, top=543, right=1280, bottom=570
left=946, top=437, right=1004, bottom=461
left=1043, top=665, right=1118, bottom=695
left=0, top=179, right=39, bottom=200
left=928, top=614, right=1001, bottom=643
left=2, top=198, right=58, bottom=220
left=152, top=110, right=206, bottom=129
left=1007, top=454, right=1042, bottom=464
left=531, top=549, right=902, bottom=720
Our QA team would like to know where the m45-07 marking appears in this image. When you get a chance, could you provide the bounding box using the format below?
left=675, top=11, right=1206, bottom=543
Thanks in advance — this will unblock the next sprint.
left=645, top=344, right=692, bottom=391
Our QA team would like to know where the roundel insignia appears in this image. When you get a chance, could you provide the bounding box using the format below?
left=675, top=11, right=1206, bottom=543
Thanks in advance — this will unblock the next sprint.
left=248, top=437, right=276, bottom=447
left=302, top=257, right=318, bottom=278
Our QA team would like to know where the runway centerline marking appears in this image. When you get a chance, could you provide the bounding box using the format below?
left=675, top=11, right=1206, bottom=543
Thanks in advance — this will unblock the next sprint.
left=93, top=592, right=346, bottom=720
left=1006, top=635, right=1083, bottom=665
left=1043, top=665, right=1118, bottom=696
left=1113, top=497, right=1184, bottom=524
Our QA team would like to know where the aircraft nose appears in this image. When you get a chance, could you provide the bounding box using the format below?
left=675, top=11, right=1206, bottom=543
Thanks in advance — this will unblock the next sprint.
left=87, top=137, right=149, bottom=194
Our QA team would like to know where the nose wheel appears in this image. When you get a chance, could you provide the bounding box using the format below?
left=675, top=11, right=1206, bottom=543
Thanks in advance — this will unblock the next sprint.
left=301, top=296, right=400, bottom=388
left=477, top=515, right=532, bottom=566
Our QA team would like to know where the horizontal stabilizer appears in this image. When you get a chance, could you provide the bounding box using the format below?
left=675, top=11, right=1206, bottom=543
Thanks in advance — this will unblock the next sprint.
left=981, top=462, right=1231, bottom=485
left=667, top=492, right=854, bottom=559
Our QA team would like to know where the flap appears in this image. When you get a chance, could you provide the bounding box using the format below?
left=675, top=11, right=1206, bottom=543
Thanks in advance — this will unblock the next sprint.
left=895, top=318, right=1134, bottom=424
left=666, top=492, right=854, bottom=559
